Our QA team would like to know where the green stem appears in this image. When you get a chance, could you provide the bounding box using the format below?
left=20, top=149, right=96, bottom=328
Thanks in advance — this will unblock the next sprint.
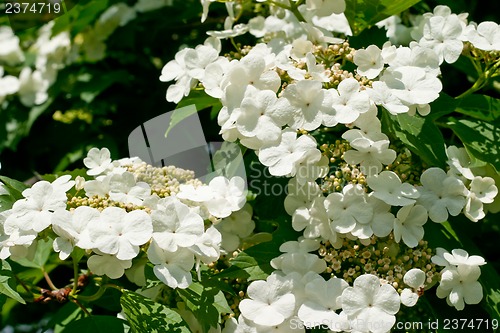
left=72, top=298, right=91, bottom=316
left=288, top=0, right=307, bottom=22
left=74, top=284, right=123, bottom=302
left=71, top=254, right=79, bottom=294
left=42, top=269, right=58, bottom=291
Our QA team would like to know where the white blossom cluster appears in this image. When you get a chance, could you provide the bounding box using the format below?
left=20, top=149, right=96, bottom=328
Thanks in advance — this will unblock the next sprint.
left=0, top=147, right=247, bottom=290
left=0, top=0, right=173, bottom=107
left=161, top=1, right=499, bottom=332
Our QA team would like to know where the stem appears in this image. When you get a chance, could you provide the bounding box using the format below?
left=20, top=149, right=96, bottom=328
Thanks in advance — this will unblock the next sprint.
left=288, top=0, right=307, bottom=22
left=72, top=298, right=91, bottom=316
left=43, top=269, right=58, bottom=291
left=71, top=254, right=79, bottom=294
left=14, top=274, right=32, bottom=296
left=74, top=284, right=123, bottom=302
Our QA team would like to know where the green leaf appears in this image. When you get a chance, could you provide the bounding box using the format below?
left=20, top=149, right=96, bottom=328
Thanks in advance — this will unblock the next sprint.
left=177, top=281, right=231, bottom=332
left=447, top=118, right=500, bottom=171
left=0, top=260, right=26, bottom=304
left=120, top=290, right=191, bottom=333
left=384, top=111, right=447, bottom=168
left=344, top=0, right=422, bottom=35
left=13, top=238, right=54, bottom=269
left=455, top=94, right=500, bottom=123
left=0, top=176, right=28, bottom=195
left=176, top=90, right=221, bottom=112
left=165, top=104, right=198, bottom=138
left=60, top=315, right=126, bottom=333
left=0, top=176, right=28, bottom=210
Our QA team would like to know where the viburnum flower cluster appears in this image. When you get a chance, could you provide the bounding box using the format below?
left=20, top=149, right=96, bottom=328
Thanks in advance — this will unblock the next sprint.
left=0, top=147, right=247, bottom=288
left=160, top=1, right=499, bottom=332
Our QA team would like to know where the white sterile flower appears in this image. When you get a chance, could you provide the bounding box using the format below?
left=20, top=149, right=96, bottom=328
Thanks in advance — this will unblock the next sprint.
left=224, top=53, right=281, bottom=93
left=401, top=268, right=425, bottom=307
left=258, top=130, right=318, bottom=177
left=342, top=274, right=400, bottom=333
left=465, top=21, right=500, bottom=51
left=330, top=78, right=371, bottom=124
left=393, top=204, right=427, bottom=248
left=294, top=151, right=329, bottom=185
left=418, top=14, right=465, bottom=64
left=368, top=81, right=409, bottom=115
left=0, top=26, right=25, bottom=65
left=109, top=172, right=151, bottom=206
left=325, top=184, right=373, bottom=235
left=0, top=225, right=37, bottom=260
left=4, top=180, right=68, bottom=233
left=151, top=197, right=204, bottom=252
left=441, top=248, right=487, bottom=267
left=463, top=192, right=485, bottom=222
left=87, top=253, right=132, bottom=279
left=234, top=87, right=289, bottom=143
left=290, top=39, right=313, bottom=61
left=0, top=68, right=20, bottom=103
left=385, top=42, right=441, bottom=76
left=84, top=175, right=111, bottom=197
left=284, top=178, right=323, bottom=215
left=17, top=67, right=50, bottom=106
left=469, top=176, right=498, bottom=204
left=342, top=133, right=396, bottom=176
left=202, top=57, right=230, bottom=98
left=367, top=195, right=395, bottom=238
left=160, top=48, right=197, bottom=103
left=270, top=251, right=326, bottom=275
left=52, top=206, right=99, bottom=259
left=446, top=145, right=475, bottom=180
left=305, top=0, right=346, bottom=16
left=381, top=66, right=442, bottom=106
left=349, top=106, right=387, bottom=141
left=203, top=176, right=247, bottom=218
left=305, top=52, right=330, bottom=82
left=298, top=276, right=348, bottom=330
left=354, top=45, right=384, bottom=79
left=416, top=168, right=467, bottom=223
left=216, top=204, right=255, bottom=253
left=436, top=265, right=483, bottom=311
left=367, top=171, right=420, bottom=206
left=239, top=273, right=296, bottom=326
left=183, top=37, right=221, bottom=81
left=147, top=240, right=194, bottom=289
left=279, top=79, right=333, bottom=131
left=190, top=226, right=222, bottom=264
left=89, top=207, right=152, bottom=260
left=375, top=16, right=413, bottom=45
left=83, top=147, right=112, bottom=176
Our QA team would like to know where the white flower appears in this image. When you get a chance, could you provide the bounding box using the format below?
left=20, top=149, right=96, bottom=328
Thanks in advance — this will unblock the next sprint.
left=84, top=175, right=111, bottom=197
left=89, top=207, right=153, bottom=260
left=239, top=273, right=295, bottom=326
left=271, top=251, right=327, bottom=275
left=418, top=11, right=466, bottom=64
left=147, top=240, right=194, bottom=289
left=354, top=45, right=384, bottom=79
left=400, top=268, right=425, bottom=307
left=368, top=81, right=409, bottom=115
left=298, top=276, right=348, bottom=330
left=52, top=206, right=99, bottom=259
left=203, top=176, right=247, bottom=218
left=330, top=78, right=371, bottom=124
left=84, top=147, right=112, bottom=176
left=160, top=48, right=197, bottom=103
left=224, top=53, right=281, bottom=93
left=258, top=130, right=318, bottom=177
left=393, top=204, right=427, bottom=248
left=381, top=66, right=442, bottom=106
left=446, top=146, right=475, bottom=180
left=469, top=176, right=497, bottom=204
left=342, top=274, right=400, bottom=333
left=151, top=197, right=204, bottom=252
left=234, top=87, right=288, bottom=143
left=436, top=266, right=483, bottom=311
left=17, top=68, right=50, bottom=106
left=190, top=226, right=222, bottom=264
left=416, top=168, right=467, bottom=223
left=4, top=179, right=69, bottom=233
left=109, top=172, right=151, bottom=206
left=0, top=68, right=20, bottom=103
left=87, top=253, right=132, bottom=279
left=325, top=184, right=373, bottom=235
left=435, top=248, right=487, bottom=267
left=0, top=26, right=25, bottom=65
left=465, top=21, right=500, bottom=51
left=367, top=195, right=395, bottom=238
left=284, top=178, right=322, bottom=215
left=216, top=204, right=255, bottom=253
left=342, top=133, right=396, bottom=176
left=367, top=171, right=420, bottom=206
left=279, top=79, right=333, bottom=131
